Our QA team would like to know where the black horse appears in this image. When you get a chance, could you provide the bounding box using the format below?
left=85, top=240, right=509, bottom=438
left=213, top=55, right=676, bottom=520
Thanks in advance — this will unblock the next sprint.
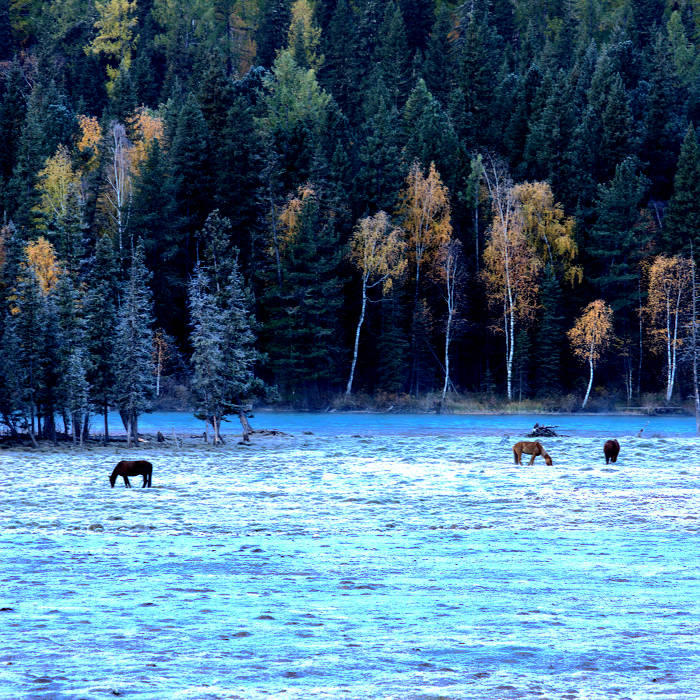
left=110, top=460, right=153, bottom=488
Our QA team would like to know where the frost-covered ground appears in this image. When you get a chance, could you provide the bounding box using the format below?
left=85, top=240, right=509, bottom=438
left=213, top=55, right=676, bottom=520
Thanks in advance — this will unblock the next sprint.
left=1, top=414, right=699, bottom=699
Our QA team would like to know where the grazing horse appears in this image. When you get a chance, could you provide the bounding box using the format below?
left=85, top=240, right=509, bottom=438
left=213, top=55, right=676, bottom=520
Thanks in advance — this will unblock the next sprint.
left=110, top=460, right=153, bottom=488
left=513, top=441, right=553, bottom=466
left=604, top=439, right=620, bottom=464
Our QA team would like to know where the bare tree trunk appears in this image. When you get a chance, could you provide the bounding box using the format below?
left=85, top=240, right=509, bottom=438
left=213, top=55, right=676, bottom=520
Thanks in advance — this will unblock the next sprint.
left=582, top=353, right=594, bottom=409
left=637, top=275, right=643, bottom=398
left=692, top=258, right=700, bottom=433
left=103, top=404, right=109, bottom=443
left=239, top=410, right=252, bottom=443
left=346, top=279, right=367, bottom=396
left=28, top=404, right=38, bottom=447
left=442, top=313, right=452, bottom=402
left=666, top=296, right=673, bottom=402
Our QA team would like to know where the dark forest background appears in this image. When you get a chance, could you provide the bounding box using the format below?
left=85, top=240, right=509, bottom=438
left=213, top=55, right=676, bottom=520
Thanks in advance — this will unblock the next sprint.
left=1, top=0, right=700, bottom=438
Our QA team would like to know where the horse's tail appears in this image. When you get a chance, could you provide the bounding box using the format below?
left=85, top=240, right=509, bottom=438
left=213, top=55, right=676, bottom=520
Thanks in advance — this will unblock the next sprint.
left=513, top=447, right=519, bottom=464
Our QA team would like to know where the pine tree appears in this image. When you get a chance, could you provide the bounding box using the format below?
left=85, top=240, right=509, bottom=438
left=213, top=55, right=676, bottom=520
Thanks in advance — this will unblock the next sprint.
left=188, top=263, right=228, bottom=443
left=256, top=0, right=292, bottom=68
left=260, top=184, right=343, bottom=402
left=422, top=4, right=455, bottom=108
left=54, top=273, right=89, bottom=443
left=320, top=0, right=360, bottom=117
left=4, top=267, right=48, bottom=444
left=402, top=79, right=460, bottom=192
left=0, top=59, right=27, bottom=208
left=354, top=75, right=405, bottom=214
left=398, top=0, right=432, bottom=53
left=662, top=124, right=700, bottom=254
left=113, top=243, right=155, bottom=445
left=535, top=265, right=564, bottom=397
left=189, top=255, right=262, bottom=443
left=84, top=235, right=119, bottom=440
left=376, top=2, right=411, bottom=109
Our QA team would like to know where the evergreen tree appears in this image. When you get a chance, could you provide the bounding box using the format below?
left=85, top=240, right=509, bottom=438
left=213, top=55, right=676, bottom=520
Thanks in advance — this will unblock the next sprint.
left=376, top=2, right=411, bottom=110
left=260, top=184, right=343, bottom=402
left=398, top=0, right=432, bottom=53
left=535, top=265, right=564, bottom=396
left=84, top=235, right=119, bottom=440
left=662, top=124, right=700, bottom=254
left=0, top=59, right=27, bottom=209
left=588, top=157, right=651, bottom=363
left=256, top=0, right=291, bottom=68
left=129, top=138, right=179, bottom=335
left=4, top=267, right=48, bottom=444
left=54, top=272, right=89, bottom=443
left=422, top=3, right=455, bottom=108
left=320, top=0, right=360, bottom=117
left=354, top=76, right=405, bottom=215
left=188, top=263, right=228, bottom=443
left=189, top=255, right=262, bottom=443
left=402, top=79, right=460, bottom=192
left=113, top=243, right=155, bottom=444
left=9, top=80, right=75, bottom=225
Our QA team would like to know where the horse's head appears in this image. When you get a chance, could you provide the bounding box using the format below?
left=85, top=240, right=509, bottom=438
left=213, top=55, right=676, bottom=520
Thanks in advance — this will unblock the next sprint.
left=544, top=454, right=553, bottom=466
left=109, top=472, right=117, bottom=487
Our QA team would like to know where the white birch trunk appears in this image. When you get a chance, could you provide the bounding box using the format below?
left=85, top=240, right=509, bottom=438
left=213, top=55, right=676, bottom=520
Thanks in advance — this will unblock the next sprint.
left=667, top=284, right=683, bottom=403
left=692, top=260, right=700, bottom=433
left=582, top=351, right=594, bottom=408
left=665, top=294, right=673, bottom=402
left=346, top=277, right=368, bottom=396
left=442, top=312, right=452, bottom=402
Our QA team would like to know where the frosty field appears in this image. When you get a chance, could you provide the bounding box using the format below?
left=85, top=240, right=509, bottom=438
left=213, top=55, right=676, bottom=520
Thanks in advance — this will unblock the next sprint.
left=1, top=414, right=699, bottom=699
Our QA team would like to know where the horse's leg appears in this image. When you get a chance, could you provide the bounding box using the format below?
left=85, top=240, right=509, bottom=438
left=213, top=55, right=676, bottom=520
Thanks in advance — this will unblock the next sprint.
left=148, top=470, right=152, bottom=487
left=124, top=475, right=131, bottom=487
left=142, top=474, right=147, bottom=487
left=529, top=453, right=536, bottom=465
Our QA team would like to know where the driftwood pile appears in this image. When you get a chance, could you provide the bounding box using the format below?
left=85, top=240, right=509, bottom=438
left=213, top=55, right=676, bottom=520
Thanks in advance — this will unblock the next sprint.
left=526, top=423, right=559, bottom=438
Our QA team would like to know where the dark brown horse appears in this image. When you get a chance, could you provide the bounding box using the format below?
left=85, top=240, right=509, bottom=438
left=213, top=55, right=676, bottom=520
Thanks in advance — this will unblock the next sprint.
left=110, top=460, right=153, bottom=488
left=604, top=439, right=620, bottom=464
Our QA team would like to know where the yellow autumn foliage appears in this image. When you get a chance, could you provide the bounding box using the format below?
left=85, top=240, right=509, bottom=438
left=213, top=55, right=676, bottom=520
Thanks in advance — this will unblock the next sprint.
left=24, top=237, right=62, bottom=296
left=349, top=211, right=407, bottom=296
left=568, top=299, right=614, bottom=365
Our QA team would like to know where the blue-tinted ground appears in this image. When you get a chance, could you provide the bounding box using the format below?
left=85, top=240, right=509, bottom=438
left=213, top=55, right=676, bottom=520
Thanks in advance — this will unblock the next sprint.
left=1, top=415, right=698, bottom=698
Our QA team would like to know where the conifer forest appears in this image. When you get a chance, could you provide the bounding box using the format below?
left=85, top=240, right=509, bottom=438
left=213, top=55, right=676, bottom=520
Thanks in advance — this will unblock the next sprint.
left=2, top=0, right=700, bottom=440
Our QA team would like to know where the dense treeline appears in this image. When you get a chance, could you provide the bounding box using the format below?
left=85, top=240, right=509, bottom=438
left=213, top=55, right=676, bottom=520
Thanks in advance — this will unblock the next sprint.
left=1, top=0, right=700, bottom=438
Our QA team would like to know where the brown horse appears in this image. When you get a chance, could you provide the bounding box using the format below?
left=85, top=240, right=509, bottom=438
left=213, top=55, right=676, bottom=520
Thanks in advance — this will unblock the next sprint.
left=604, top=439, right=620, bottom=464
left=110, top=460, right=153, bottom=488
left=513, top=441, right=553, bottom=466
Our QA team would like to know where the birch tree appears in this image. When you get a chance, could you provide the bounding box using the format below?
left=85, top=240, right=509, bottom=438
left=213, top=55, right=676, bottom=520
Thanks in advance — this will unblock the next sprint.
left=646, top=255, right=692, bottom=402
left=568, top=300, right=614, bottom=409
left=690, top=256, right=700, bottom=432
left=482, top=159, right=541, bottom=400
left=152, top=329, right=171, bottom=398
left=398, top=160, right=452, bottom=306
left=346, top=211, right=406, bottom=396
left=102, top=121, right=133, bottom=254
left=436, top=238, right=463, bottom=402
left=512, top=180, right=582, bottom=285
left=397, top=160, right=452, bottom=393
